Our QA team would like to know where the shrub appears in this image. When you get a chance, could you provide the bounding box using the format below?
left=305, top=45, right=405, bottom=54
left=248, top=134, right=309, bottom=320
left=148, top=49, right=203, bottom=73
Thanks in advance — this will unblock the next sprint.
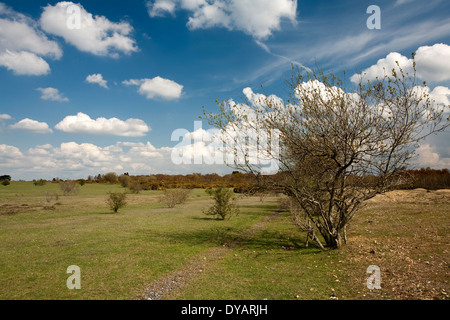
left=2, top=180, right=10, bottom=186
left=34, top=179, right=46, bottom=186
left=79, top=179, right=86, bottom=186
left=59, top=181, right=80, bottom=196
left=204, top=187, right=239, bottom=220
left=104, top=172, right=118, bottom=184
left=106, top=192, right=127, bottom=213
left=118, top=174, right=131, bottom=188
left=160, top=189, right=191, bottom=208
left=129, top=181, right=143, bottom=194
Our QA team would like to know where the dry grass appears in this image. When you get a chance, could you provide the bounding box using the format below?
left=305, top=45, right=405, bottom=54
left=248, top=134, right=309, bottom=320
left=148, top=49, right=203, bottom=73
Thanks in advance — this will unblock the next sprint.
left=340, top=189, right=450, bottom=300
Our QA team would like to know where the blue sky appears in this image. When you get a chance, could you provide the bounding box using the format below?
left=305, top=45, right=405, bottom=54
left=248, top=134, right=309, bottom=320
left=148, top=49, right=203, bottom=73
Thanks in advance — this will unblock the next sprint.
left=0, top=0, right=449, bottom=180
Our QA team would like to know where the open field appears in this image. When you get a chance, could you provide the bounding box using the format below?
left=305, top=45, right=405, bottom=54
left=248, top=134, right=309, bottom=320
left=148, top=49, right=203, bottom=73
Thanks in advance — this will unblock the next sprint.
left=0, top=182, right=449, bottom=300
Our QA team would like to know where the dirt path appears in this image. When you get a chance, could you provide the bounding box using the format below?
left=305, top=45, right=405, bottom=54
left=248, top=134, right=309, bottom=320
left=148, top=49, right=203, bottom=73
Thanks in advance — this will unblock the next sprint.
left=136, top=209, right=283, bottom=300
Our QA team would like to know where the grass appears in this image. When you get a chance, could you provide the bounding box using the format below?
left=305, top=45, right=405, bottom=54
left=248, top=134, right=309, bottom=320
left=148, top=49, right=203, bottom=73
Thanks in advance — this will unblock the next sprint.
left=0, top=182, right=448, bottom=300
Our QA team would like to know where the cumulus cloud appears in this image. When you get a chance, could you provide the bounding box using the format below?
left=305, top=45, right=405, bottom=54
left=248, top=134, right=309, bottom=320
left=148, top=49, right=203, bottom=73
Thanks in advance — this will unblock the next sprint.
left=351, top=43, right=450, bottom=83
left=0, top=50, right=51, bottom=76
left=414, top=143, right=450, bottom=168
left=123, top=77, right=183, bottom=100
left=37, top=87, right=69, bottom=102
left=0, top=3, right=61, bottom=75
left=55, top=112, right=150, bottom=137
left=146, top=0, right=297, bottom=39
left=0, top=141, right=172, bottom=179
left=40, top=2, right=138, bottom=57
left=9, top=118, right=53, bottom=134
left=86, top=73, right=108, bottom=88
left=0, top=113, right=12, bottom=120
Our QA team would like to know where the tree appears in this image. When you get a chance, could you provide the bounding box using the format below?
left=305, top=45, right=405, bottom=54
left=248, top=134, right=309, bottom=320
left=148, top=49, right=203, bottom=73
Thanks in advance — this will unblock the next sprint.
left=118, top=174, right=131, bottom=188
left=106, top=192, right=127, bottom=213
left=203, top=58, right=449, bottom=249
left=204, top=187, right=239, bottom=220
left=0, top=175, right=11, bottom=181
left=59, top=181, right=80, bottom=196
left=104, top=172, right=118, bottom=184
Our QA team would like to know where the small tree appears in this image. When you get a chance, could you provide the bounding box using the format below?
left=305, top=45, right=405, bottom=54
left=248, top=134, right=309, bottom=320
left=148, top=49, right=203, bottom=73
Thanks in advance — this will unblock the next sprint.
left=2, top=180, right=10, bottom=186
left=34, top=179, right=46, bottom=186
left=107, top=192, right=127, bottom=213
left=160, top=189, right=191, bottom=208
left=118, top=174, right=131, bottom=188
left=59, top=181, right=80, bottom=196
left=204, top=187, right=239, bottom=220
left=203, top=57, right=449, bottom=248
left=104, top=172, right=118, bottom=184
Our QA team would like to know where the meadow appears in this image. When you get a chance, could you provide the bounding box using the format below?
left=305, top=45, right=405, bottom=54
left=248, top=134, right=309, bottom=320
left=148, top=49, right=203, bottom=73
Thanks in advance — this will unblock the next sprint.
left=0, top=182, right=448, bottom=300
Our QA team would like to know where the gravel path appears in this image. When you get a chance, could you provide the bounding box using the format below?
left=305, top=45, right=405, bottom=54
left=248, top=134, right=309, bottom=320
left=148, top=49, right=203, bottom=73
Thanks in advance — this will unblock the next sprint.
left=137, top=209, right=283, bottom=300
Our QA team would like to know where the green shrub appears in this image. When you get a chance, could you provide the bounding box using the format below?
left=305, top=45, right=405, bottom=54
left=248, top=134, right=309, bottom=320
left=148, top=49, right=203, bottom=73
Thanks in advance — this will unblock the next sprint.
left=204, top=187, right=239, bottom=220
left=160, top=189, right=191, bottom=208
left=107, top=192, right=127, bottom=213
left=34, top=179, right=46, bottom=186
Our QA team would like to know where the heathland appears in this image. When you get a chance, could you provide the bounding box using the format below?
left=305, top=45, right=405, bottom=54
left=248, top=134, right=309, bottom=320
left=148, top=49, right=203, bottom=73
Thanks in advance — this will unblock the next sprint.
left=0, top=181, right=448, bottom=300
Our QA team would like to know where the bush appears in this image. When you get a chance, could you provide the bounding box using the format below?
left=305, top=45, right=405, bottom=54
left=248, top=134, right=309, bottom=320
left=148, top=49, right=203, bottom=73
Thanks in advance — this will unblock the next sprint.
left=160, top=189, right=191, bottom=208
left=107, top=192, right=127, bottom=213
left=79, top=179, right=86, bottom=186
left=204, top=187, right=239, bottom=220
left=34, top=179, right=46, bottom=186
left=129, top=180, right=143, bottom=194
left=118, top=174, right=131, bottom=188
left=59, top=181, right=80, bottom=196
left=2, top=180, right=10, bottom=186
left=104, top=172, right=118, bottom=184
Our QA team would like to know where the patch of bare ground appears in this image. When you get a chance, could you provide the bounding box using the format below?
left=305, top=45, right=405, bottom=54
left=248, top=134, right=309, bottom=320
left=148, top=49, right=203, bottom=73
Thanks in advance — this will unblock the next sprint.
left=341, top=189, right=449, bottom=300
left=0, top=203, right=42, bottom=215
left=137, top=209, right=283, bottom=300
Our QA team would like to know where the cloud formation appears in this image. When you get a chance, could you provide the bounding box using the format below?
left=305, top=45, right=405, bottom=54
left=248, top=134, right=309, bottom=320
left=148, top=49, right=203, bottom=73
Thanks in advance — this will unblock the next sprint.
left=351, top=43, right=450, bottom=83
left=146, top=0, right=297, bottom=39
left=86, top=73, right=108, bottom=89
left=55, top=112, right=150, bottom=137
left=37, top=87, right=69, bottom=102
left=40, top=2, right=138, bottom=57
left=0, top=3, right=61, bottom=75
left=10, top=118, right=53, bottom=134
left=123, top=77, right=184, bottom=100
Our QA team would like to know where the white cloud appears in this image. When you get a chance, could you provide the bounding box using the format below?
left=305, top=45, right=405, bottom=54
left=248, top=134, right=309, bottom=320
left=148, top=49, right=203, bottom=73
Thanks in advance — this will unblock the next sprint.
left=86, top=73, right=108, bottom=89
left=55, top=112, right=150, bottom=137
left=146, top=0, right=297, bottom=39
left=0, top=3, right=61, bottom=75
left=0, top=141, right=171, bottom=179
left=0, top=50, right=50, bottom=76
left=40, top=2, right=138, bottom=57
left=351, top=43, right=450, bottom=83
left=10, top=118, right=53, bottom=134
left=123, top=77, right=183, bottom=100
left=147, top=0, right=177, bottom=17
left=414, top=143, right=450, bottom=168
left=429, top=86, right=450, bottom=106
left=414, top=43, right=450, bottom=82
left=37, top=87, right=69, bottom=102
left=0, top=144, right=23, bottom=159
left=0, top=114, right=11, bottom=120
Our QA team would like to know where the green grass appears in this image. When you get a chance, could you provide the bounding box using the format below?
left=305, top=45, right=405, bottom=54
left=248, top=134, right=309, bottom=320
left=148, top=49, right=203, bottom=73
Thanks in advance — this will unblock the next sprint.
left=0, top=182, right=448, bottom=300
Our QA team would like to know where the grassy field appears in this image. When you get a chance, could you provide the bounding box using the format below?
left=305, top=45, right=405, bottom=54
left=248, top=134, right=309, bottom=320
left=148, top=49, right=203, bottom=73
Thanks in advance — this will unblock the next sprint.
left=0, top=182, right=448, bottom=300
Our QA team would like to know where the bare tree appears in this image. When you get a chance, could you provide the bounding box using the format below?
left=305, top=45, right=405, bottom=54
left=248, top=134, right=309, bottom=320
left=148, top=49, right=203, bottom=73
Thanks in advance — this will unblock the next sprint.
left=203, top=59, right=449, bottom=249
left=59, top=181, right=80, bottom=196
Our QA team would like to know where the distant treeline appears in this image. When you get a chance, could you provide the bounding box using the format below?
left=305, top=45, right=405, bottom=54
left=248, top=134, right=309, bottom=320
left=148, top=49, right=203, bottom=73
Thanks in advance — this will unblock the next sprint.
left=16, top=167, right=450, bottom=192
left=51, top=171, right=259, bottom=192
left=397, top=168, right=450, bottom=190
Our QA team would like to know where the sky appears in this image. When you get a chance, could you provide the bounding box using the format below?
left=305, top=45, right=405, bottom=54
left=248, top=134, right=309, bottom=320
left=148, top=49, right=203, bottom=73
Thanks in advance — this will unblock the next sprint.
left=0, top=0, right=449, bottom=180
